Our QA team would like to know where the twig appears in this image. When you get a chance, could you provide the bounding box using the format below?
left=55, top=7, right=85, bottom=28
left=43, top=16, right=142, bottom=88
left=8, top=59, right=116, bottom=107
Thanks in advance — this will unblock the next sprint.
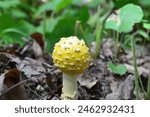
left=45, top=82, right=60, bottom=99
left=24, top=83, right=40, bottom=97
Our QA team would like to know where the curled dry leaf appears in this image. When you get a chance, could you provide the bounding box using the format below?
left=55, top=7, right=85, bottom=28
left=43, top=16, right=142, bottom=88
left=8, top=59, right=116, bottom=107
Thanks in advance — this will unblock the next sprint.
left=30, top=32, right=45, bottom=50
left=78, top=76, right=98, bottom=89
left=31, top=40, right=43, bottom=57
left=0, top=68, right=27, bottom=100
left=30, top=32, right=45, bottom=58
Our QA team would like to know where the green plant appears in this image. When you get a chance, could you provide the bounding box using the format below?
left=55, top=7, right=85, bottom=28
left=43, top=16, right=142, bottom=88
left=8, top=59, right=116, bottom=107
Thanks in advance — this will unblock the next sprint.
left=131, top=35, right=148, bottom=99
left=88, top=1, right=114, bottom=59
left=131, top=37, right=140, bottom=99
left=0, top=0, right=36, bottom=45
left=146, top=75, right=150, bottom=100
left=105, top=4, right=144, bottom=60
left=105, top=4, right=146, bottom=99
left=142, top=20, right=150, bottom=41
left=108, top=62, right=127, bottom=75
left=74, top=20, right=87, bottom=45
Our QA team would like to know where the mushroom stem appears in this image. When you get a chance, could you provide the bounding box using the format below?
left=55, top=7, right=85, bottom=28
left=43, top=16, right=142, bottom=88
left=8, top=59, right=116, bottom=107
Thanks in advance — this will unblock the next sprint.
left=61, top=73, right=78, bottom=100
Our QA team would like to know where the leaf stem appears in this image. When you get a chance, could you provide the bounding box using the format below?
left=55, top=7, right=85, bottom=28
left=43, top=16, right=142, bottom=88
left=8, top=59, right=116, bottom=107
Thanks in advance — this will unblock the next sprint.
left=146, top=74, right=150, bottom=99
left=93, top=24, right=103, bottom=59
left=131, top=38, right=140, bottom=99
left=93, top=9, right=112, bottom=59
left=114, top=31, right=119, bottom=61
left=74, top=20, right=87, bottom=45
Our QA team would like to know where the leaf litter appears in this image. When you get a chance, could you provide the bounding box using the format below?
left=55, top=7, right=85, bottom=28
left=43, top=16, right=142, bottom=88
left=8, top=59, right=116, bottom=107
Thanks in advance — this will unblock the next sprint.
left=0, top=38, right=150, bottom=100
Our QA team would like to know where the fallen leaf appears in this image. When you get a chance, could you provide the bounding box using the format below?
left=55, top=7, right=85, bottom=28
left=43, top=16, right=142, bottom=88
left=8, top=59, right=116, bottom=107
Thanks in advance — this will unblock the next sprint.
left=0, top=68, right=27, bottom=100
left=30, top=32, right=45, bottom=50
left=124, top=63, right=150, bottom=78
left=106, top=75, right=134, bottom=100
left=78, top=78, right=98, bottom=89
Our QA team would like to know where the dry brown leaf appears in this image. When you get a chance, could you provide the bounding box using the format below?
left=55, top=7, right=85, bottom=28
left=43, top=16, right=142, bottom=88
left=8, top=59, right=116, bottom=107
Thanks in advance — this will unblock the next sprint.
left=0, top=68, right=27, bottom=100
left=106, top=75, right=134, bottom=100
left=124, top=64, right=150, bottom=78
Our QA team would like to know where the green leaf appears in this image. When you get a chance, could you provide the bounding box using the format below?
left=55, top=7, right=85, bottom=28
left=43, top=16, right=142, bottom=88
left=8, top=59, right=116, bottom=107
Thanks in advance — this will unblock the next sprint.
left=87, top=9, right=101, bottom=27
left=108, top=62, right=127, bottom=75
left=2, top=28, right=27, bottom=37
left=119, top=4, right=143, bottom=32
left=77, top=6, right=89, bottom=24
left=105, top=4, right=144, bottom=33
left=1, top=27, right=29, bottom=46
left=136, top=30, right=149, bottom=40
left=1, top=37, right=25, bottom=46
left=139, top=0, right=150, bottom=6
left=54, top=0, right=72, bottom=13
left=19, top=2, right=36, bottom=13
left=0, top=0, right=20, bottom=9
left=17, top=20, right=36, bottom=35
left=105, top=20, right=118, bottom=31
left=45, top=14, right=76, bottom=53
left=36, top=2, right=54, bottom=16
left=0, top=14, right=16, bottom=32
left=11, top=9, right=27, bottom=18
left=143, top=23, right=150, bottom=30
left=43, top=6, right=89, bottom=52
left=46, top=18, right=75, bottom=52
left=85, top=31, right=95, bottom=47
left=88, top=0, right=105, bottom=8
left=37, top=7, right=81, bottom=34
left=36, top=0, right=72, bottom=15
left=1, top=29, right=26, bottom=46
left=37, top=17, right=61, bottom=33
left=72, top=0, right=84, bottom=6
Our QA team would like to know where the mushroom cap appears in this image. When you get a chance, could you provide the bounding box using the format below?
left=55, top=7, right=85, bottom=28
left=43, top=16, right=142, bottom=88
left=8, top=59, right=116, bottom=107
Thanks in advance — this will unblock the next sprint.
left=52, top=36, right=90, bottom=74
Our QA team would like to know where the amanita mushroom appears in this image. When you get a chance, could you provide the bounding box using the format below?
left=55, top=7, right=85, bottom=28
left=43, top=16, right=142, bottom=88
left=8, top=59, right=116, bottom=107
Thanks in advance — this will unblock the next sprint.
left=52, top=36, right=90, bottom=100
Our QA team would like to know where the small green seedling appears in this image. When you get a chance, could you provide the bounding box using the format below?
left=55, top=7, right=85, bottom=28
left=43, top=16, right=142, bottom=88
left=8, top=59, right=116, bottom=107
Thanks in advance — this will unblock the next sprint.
left=108, top=62, right=127, bottom=75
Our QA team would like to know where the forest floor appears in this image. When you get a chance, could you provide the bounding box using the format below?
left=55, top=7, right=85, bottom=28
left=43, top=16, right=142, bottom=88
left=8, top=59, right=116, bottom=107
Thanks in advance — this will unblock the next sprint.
left=0, top=38, right=150, bottom=100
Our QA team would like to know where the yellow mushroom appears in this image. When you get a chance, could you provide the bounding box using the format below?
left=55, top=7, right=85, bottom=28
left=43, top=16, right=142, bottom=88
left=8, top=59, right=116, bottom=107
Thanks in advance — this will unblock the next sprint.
left=52, top=36, right=90, bottom=99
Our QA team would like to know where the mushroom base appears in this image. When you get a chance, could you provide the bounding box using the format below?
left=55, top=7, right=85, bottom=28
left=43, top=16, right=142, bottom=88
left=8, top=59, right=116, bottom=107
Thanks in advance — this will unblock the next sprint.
left=61, top=73, right=78, bottom=100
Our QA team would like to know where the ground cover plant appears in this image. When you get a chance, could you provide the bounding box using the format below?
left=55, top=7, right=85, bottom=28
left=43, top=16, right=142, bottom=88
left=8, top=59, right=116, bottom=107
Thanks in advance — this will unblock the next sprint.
left=0, top=0, right=150, bottom=100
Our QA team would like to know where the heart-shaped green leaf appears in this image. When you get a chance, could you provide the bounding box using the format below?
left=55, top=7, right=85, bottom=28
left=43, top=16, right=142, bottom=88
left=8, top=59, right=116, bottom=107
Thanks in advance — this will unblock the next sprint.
left=105, top=4, right=144, bottom=33
left=108, top=62, right=127, bottom=75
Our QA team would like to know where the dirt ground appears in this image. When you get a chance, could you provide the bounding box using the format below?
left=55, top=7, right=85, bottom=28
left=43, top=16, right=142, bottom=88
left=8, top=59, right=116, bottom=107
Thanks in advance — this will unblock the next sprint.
left=0, top=38, right=150, bottom=100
